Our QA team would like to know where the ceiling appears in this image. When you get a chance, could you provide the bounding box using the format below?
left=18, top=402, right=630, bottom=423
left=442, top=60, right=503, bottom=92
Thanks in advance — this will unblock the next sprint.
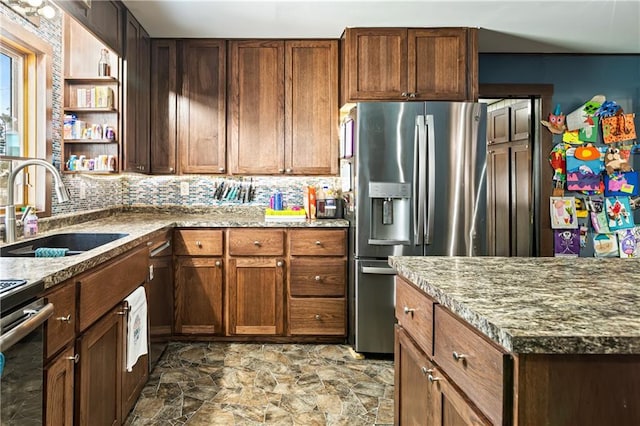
left=121, top=0, right=640, bottom=54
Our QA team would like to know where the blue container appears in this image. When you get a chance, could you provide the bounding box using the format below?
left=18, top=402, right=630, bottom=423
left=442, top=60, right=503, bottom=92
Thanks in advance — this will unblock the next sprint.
left=274, top=192, right=283, bottom=210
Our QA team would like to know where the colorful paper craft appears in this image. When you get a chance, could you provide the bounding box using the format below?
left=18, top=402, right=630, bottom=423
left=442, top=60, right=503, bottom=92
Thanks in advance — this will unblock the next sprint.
left=554, top=229, right=580, bottom=257
left=550, top=197, right=578, bottom=229
left=593, top=233, right=619, bottom=257
left=605, top=197, right=634, bottom=231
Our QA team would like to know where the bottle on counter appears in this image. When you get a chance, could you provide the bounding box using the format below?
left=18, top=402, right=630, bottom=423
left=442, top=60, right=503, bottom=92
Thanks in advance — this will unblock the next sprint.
left=23, top=207, right=38, bottom=237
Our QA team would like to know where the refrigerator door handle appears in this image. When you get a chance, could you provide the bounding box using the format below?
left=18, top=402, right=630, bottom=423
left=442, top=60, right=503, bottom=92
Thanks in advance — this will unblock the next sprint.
left=424, top=114, right=436, bottom=245
left=414, top=116, right=426, bottom=245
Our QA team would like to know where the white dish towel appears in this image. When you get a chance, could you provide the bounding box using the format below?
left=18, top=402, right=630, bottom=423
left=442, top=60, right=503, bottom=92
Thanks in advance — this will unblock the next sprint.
left=124, top=286, right=148, bottom=372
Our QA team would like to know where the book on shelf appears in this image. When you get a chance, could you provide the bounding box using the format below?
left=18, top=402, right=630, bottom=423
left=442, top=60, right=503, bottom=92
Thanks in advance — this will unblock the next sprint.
left=74, top=87, right=113, bottom=108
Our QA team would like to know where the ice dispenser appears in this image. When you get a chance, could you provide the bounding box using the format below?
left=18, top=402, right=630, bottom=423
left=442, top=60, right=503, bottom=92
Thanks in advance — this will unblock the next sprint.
left=368, top=182, right=411, bottom=245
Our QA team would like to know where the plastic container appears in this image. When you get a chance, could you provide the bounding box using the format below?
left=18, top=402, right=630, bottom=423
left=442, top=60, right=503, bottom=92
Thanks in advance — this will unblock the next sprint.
left=23, top=207, right=38, bottom=237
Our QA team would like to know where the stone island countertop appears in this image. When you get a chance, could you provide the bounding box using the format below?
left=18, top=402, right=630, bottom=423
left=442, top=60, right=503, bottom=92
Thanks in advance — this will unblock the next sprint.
left=389, top=256, right=640, bottom=355
left=0, top=207, right=348, bottom=300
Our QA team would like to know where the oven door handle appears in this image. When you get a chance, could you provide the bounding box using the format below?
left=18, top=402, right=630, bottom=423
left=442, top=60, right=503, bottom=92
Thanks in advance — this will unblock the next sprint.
left=0, top=303, right=54, bottom=352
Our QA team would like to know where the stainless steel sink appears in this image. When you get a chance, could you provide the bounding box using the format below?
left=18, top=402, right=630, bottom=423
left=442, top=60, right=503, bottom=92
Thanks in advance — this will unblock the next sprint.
left=0, top=233, right=129, bottom=257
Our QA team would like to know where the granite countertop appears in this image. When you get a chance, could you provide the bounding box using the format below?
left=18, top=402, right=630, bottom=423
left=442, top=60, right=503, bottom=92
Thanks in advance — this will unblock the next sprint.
left=389, top=256, right=640, bottom=355
left=1, top=207, right=348, bottom=303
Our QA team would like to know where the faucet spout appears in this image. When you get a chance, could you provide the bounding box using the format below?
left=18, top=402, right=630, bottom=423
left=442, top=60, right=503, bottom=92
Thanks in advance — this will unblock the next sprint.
left=4, top=159, right=71, bottom=243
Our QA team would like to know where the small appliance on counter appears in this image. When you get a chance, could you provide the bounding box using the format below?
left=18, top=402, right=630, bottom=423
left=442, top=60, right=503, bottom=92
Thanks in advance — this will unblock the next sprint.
left=316, top=198, right=342, bottom=219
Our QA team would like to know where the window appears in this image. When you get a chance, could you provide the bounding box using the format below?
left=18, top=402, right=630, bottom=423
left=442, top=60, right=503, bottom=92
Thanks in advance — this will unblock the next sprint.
left=0, top=17, right=54, bottom=217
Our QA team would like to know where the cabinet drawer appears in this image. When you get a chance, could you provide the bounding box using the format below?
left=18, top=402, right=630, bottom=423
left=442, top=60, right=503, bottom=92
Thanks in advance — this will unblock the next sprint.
left=147, top=228, right=173, bottom=256
left=228, top=229, right=284, bottom=256
left=288, top=229, right=346, bottom=256
left=434, top=305, right=510, bottom=426
left=78, top=246, right=148, bottom=332
left=289, top=258, right=345, bottom=297
left=395, top=276, right=434, bottom=355
left=174, top=229, right=223, bottom=256
left=44, top=281, right=76, bottom=360
left=289, top=298, right=345, bottom=335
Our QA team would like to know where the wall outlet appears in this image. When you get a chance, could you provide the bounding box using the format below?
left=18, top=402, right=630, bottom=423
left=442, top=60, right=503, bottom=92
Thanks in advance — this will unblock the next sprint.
left=180, top=181, right=190, bottom=196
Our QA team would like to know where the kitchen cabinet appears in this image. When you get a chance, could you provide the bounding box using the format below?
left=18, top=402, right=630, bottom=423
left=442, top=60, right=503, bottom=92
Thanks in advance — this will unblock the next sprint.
left=228, top=40, right=338, bottom=175
left=287, top=229, right=346, bottom=336
left=44, top=345, right=75, bottom=426
left=123, top=11, right=151, bottom=173
left=56, top=0, right=123, bottom=55
left=395, top=276, right=496, bottom=425
left=226, top=229, right=285, bottom=335
left=341, top=27, right=477, bottom=103
left=174, top=229, right=225, bottom=334
left=179, top=40, right=227, bottom=174
left=487, top=101, right=532, bottom=256
left=150, top=40, right=177, bottom=174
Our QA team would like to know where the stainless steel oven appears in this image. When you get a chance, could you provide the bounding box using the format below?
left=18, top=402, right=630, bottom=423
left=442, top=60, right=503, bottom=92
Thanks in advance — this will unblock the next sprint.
left=0, top=297, right=53, bottom=425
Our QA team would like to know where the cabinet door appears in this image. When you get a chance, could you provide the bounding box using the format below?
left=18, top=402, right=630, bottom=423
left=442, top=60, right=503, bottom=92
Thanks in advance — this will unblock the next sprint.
left=227, top=257, right=284, bottom=335
left=487, top=107, right=510, bottom=145
left=150, top=40, right=177, bottom=174
left=121, top=310, right=149, bottom=421
left=123, top=13, right=148, bottom=173
left=284, top=40, right=338, bottom=175
left=487, top=143, right=510, bottom=256
left=45, top=346, right=75, bottom=426
left=179, top=40, right=227, bottom=174
left=135, top=26, right=151, bottom=173
left=394, top=326, right=436, bottom=425
left=345, top=28, right=407, bottom=100
left=432, top=368, right=492, bottom=426
left=146, top=255, right=174, bottom=336
left=174, top=257, right=224, bottom=334
left=408, top=28, right=471, bottom=100
left=228, top=40, right=285, bottom=174
left=77, top=306, right=123, bottom=426
left=511, top=139, right=532, bottom=257
left=88, top=1, right=123, bottom=55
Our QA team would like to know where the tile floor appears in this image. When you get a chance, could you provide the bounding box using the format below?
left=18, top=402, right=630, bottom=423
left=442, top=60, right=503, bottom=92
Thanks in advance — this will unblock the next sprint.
left=125, top=342, right=395, bottom=425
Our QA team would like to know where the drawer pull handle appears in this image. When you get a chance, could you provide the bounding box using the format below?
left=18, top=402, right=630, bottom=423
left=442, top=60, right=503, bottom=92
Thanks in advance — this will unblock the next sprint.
left=195, top=241, right=202, bottom=248
left=421, top=367, right=433, bottom=376
left=403, top=306, right=415, bottom=315
left=67, top=354, right=80, bottom=364
left=276, top=261, right=284, bottom=267
left=315, top=314, right=321, bottom=320
left=428, top=374, right=441, bottom=384
left=315, top=241, right=322, bottom=246
left=315, top=275, right=321, bottom=281
left=215, top=260, right=222, bottom=267
left=452, top=351, right=468, bottom=362
left=254, top=241, right=261, bottom=246
left=57, top=315, right=71, bottom=323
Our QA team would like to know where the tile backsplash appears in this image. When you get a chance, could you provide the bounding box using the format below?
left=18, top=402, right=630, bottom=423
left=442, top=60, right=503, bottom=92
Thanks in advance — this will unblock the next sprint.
left=54, top=173, right=340, bottom=215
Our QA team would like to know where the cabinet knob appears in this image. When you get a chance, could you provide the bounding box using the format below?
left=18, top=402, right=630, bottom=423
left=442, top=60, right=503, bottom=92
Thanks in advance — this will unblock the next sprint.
left=169, top=167, right=174, bottom=172
left=409, top=93, right=417, bottom=98
left=452, top=351, right=468, bottom=362
left=285, top=168, right=292, bottom=173
left=403, top=306, right=415, bottom=315
left=278, top=168, right=285, bottom=173
left=67, top=354, right=80, bottom=364
left=196, top=241, right=202, bottom=248
left=315, top=314, right=321, bottom=320
left=401, top=92, right=408, bottom=97
left=218, top=167, right=225, bottom=172
left=315, top=240, right=322, bottom=246
left=253, top=241, right=261, bottom=246
left=428, top=374, right=441, bottom=384
left=56, top=314, right=71, bottom=323
left=314, top=275, right=321, bottom=282
left=276, top=261, right=284, bottom=267
left=215, top=260, right=222, bottom=267
left=421, top=367, right=433, bottom=376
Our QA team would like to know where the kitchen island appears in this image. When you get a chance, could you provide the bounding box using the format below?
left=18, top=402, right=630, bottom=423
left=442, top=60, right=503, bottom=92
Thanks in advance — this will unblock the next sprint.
left=389, top=256, right=640, bottom=426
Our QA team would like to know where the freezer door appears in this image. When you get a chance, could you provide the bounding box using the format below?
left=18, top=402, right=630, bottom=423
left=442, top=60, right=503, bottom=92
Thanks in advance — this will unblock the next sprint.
left=354, top=259, right=396, bottom=354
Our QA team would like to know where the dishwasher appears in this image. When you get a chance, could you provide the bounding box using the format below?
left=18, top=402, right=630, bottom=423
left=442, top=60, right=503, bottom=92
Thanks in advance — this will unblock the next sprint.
left=145, top=232, right=173, bottom=371
left=0, top=294, right=53, bottom=425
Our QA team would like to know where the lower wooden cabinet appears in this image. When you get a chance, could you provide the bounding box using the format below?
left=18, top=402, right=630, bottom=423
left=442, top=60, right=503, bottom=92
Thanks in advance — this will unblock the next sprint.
left=395, top=326, right=490, bottom=426
left=44, top=346, right=75, bottom=426
left=174, top=256, right=224, bottom=334
left=227, top=257, right=285, bottom=335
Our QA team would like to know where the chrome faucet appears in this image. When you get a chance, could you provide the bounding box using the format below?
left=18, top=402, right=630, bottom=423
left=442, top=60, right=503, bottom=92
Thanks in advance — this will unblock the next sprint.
left=4, top=159, right=71, bottom=243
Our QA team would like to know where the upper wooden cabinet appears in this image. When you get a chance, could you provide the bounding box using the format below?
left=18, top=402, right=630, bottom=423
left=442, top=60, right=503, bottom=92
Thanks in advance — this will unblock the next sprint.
left=179, top=40, right=227, bottom=174
left=56, top=0, right=123, bottom=55
left=123, top=11, right=151, bottom=173
left=150, top=40, right=177, bottom=174
left=341, top=27, right=478, bottom=103
left=228, top=39, right=338, bottom=175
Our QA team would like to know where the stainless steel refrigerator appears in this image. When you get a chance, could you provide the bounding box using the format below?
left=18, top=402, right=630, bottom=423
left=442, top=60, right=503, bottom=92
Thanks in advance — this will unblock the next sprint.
left=343, top=101, right=488, bottom=354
